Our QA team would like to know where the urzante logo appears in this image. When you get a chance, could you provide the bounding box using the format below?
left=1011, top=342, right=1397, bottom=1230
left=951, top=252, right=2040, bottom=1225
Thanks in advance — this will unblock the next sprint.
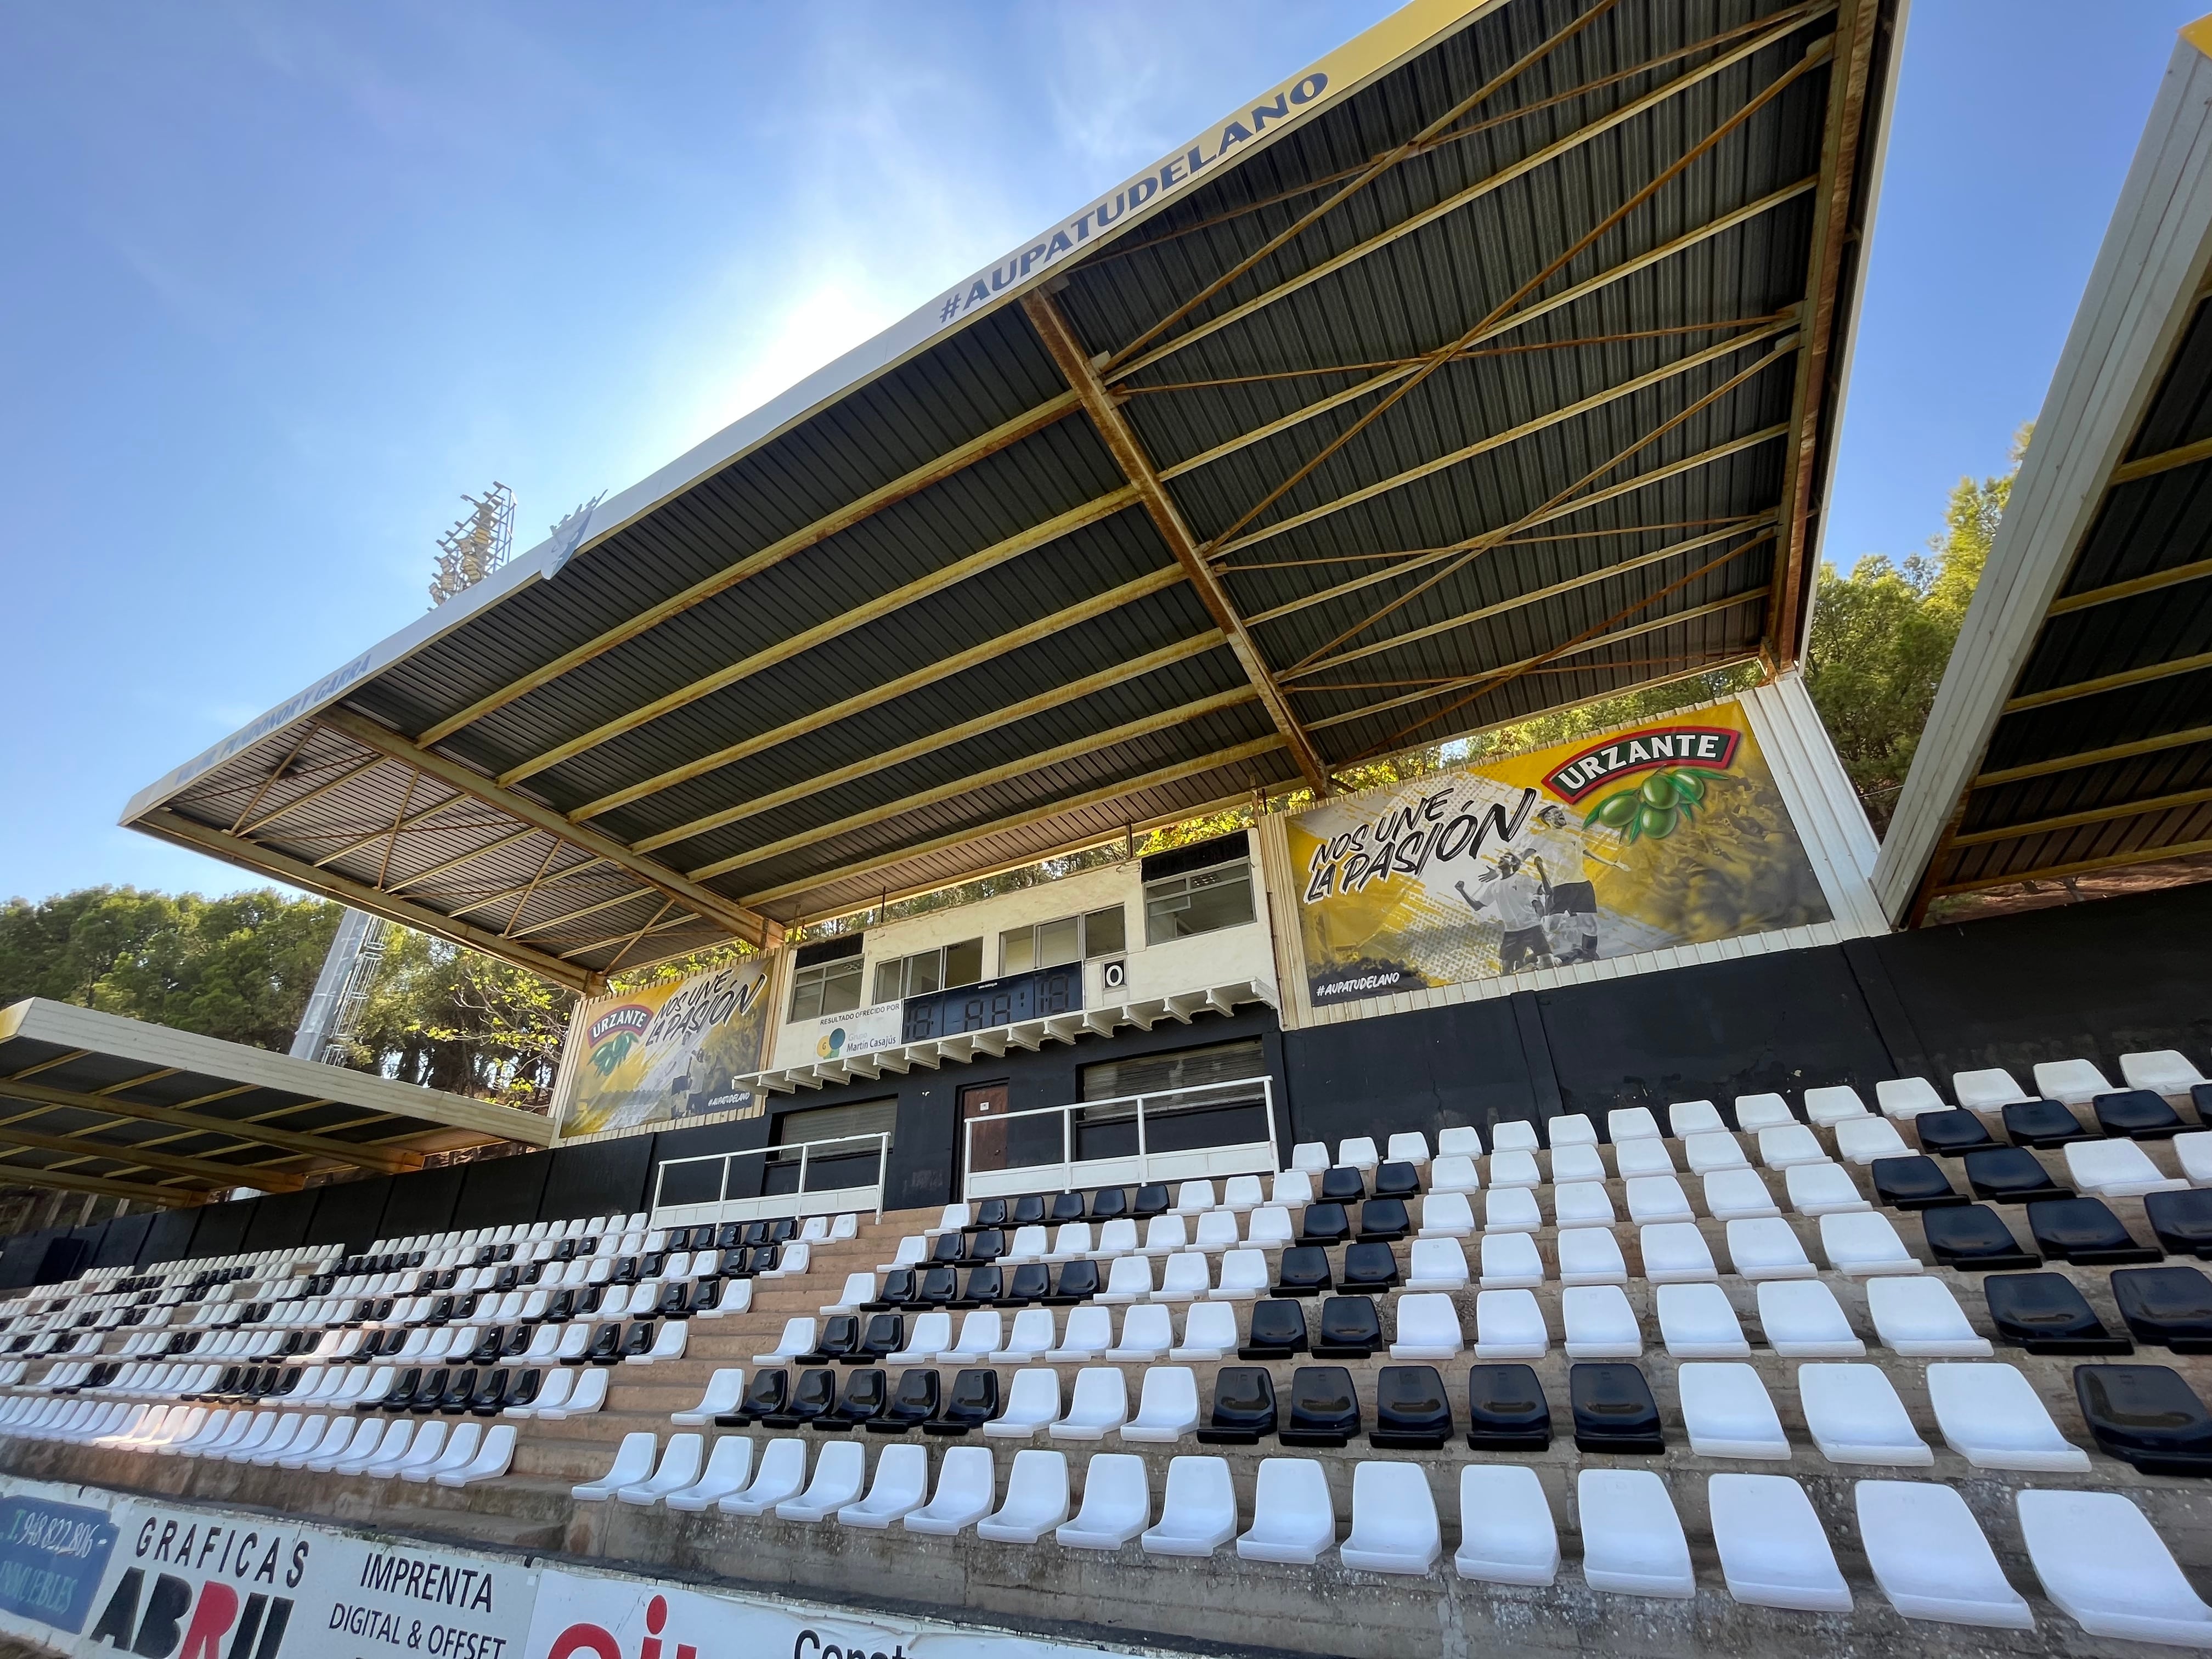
left=586, top=1005, right=654, bottom=1047
left=1541, top=726, right=1741, bottom=804
left=542, top=1594, right=911, bottom=1659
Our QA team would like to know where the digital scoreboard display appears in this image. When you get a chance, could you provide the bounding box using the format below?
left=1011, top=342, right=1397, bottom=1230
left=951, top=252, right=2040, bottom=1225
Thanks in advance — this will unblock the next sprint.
left=900, top=967, right=1082, bottom=1042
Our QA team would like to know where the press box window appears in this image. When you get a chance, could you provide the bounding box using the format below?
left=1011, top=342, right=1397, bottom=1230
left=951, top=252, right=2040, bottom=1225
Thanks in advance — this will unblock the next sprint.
left=1143, top=861, right=1254, bottom=945
left=1000, top=906, right=1125, bottom=974
left=872, top=939, right=982, bottom=1005
left=788, top=936, right=864, bottom=1022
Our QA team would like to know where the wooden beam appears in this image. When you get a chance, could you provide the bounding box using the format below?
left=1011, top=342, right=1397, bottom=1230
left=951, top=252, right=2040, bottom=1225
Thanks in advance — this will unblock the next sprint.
left=1971, top=723, right=2212, bottom=788
left=2001, top=649, right=2212, bottom=714
left=0, top=1127, right=306, bottom=1190
left=2110, top=432, right=2212, bottom=487
left=139, top=807, right=607, bottom=994
left=0, top=1163, right=204, bottom=1208
left=1946, top=783, right=2212, bottom=848
left=1023, top=289, right=1330, bottom=797
left=0, top=1070, right=422, bottom=1175
left=2046, top=554, right=2212, bottom=616
left=317, top=706, right=774, bottom=949
left=419, top=390, right=1085, bottom=745
left=498, top=486, right=1141, bottom=786
left=1929, top=834, right=2212, bottom=899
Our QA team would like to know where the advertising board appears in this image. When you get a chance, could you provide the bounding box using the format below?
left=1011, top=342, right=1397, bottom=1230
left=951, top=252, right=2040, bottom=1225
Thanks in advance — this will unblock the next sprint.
left=556, top=957, right=776, bottom=1137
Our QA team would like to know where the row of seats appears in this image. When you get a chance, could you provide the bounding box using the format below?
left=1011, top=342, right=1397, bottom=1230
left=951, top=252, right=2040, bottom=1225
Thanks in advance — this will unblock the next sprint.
left=569, top=1430, right=2209, bottom=1639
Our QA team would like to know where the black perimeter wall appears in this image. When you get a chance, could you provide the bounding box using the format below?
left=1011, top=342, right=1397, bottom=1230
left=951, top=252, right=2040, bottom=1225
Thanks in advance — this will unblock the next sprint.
left=19, top=883, right=2210, bottom=1286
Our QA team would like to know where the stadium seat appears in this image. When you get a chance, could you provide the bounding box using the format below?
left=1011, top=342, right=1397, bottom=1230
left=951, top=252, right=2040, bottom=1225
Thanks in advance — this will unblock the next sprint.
left=1138, top=1217, right=1188, bottom=1257
left=1188, top=1365, right=1274, bottom=1446
left=1780, top=1163, right=1865, bottom=1218
left=1387, top=1293, right=1464, bottom=1360
left=1551, top=1228, right=1622, bottom=1288
left=1867, top=1276, right=1993, bottom=1355
left=1280, top=1365, right=1361, bottom=1447
left=1153, top=1252, right=1213, bottom=1304
left=1340, top=1461, right=1440, bottom=1575
left=888, top=1312, right=952, bottom=1364
left=1190, top=1212, right=1240, bottom=1254
left=1105, top=1305, right=1173, bottom=1362
left=928, top=1369, right=1005, bottom=1437
left=1373, top=1163, right=1420, bottom=1201
left=1570, top=1362, right=1662, bottom=1454
left=1043, top=1224, right=1093, bottom=1263
left=2111, top=1265, right=2212, bottom=1351
left=665, top=1436, right=755, bottom=1511
left=1490, top=1150, right=1542, bottom=1189
left=978, top=1449, right=1070, bottom=1544
left=2032, top=1058, right=2112, bottom=1105
left=1835, top=1118, right=1910, bottom=1165
left=617, top=1432, right=704, bottom=1506
left=988, top=1309, right=1053, bottom=1364
left=2121, top=1050, right=2209, bottom=1096
left=1479, top=1232, right=1544, bottom=1288
left=1474, top=1289, right=1548, bottom=1358
left=1678, top=1362, right=1788, bottom=1459
left=1725, top=1217, right=1817, bottom=1279
left=1819, top=1211, right=1922, bottom=1276
left=1210, top=1250, right=1268, bottom=1302
left=1121, top=1367, right=1199, bottom=1443
left=1702, top=1167, right=1779, bottom=1220
left=1452, top=1463, right=1558, bottom=1585
left=1927, top=1361, right=2089, bottom=1471
left=1614, top=1139, right=1677, bottom=1178
left=1484, top=1189, right=1543, bottom=1233
left=572, top=1431, right=657, bottom=1502
left=1709, top=1473, right=1851, bottom=1612
left=977, top=1369, right=1052, bottom=1438
left=1234, top=1458, right=1334, bottom=1563
left=1853, top=1480, right=2032, bottom=1628
left=1803, top=1086, right=1870, bottom=1126
left=755, top=1318, right=815, bottom=1365
left=1318, top=1169, right=1364, bottom=1205
left=2067, top=1138, right=2189, bottom=1198
left=1272, top=1246, right=1331, bottom=1298
left=1492, top=1120, right=1539, bottom=1153
left=1953, top=1069, right=2032, bottom=1111
left=1170, top=1303, right=1238, bottom=1362
left=1733, top=1093, right=1795, bottom=1132
left=1871, top=1154, right=1963, bottom=1209
left=1965, top=1147, right=2071, bottom=1204
left=1047, top=1261, right=1102, bottom=1304
left=1553, top=1182, right=1615, bottom=1229
left=1428, top=1155, right=1480, bottom=1195
left=838, top=1441, right=928, bottom=1529
left=1639, top=1223, right=1717, bottom=1283
left=2017, top=1489, right=2212, bottom=1645
left=1401, top=1239, right=1466, bottom=1293
left=1173, top=1181, right=1217, bottom=1217
left=2073, top=1364, right=2212, bottom=1475
left=1313, top=1296, right=1383, bottom=1359
left=871, top=1369, right=939, bottom=1435
left=1245, top=1207, right=1294, bottom=1250
left=1140, top=1454, right=1235, bottom=1557
left=1668, top=1101, right=1725, bottom=1136
left=1299, top=1203, right=1352, bottom=1246
left=1757, top=1279, right=1865, bottom=1356
left=1577, top=1469, right=1693, bottom=1598
left=2146, top=1188, right=2212, bottom=1257
left=1436, top=1125, right=1484, bottom=1158
left=2001, top=1099, right=2092, bottom=1150
left=1342, top=1242, right=1400, bottom=1290
left=1684, top=1132, right=1750, bottom=1175
left=1271, top=1171, right=1314, bottom=1209
left=1797, top=1362, right=1929, bottom=1465
left=1240, top=1299, right=1307, bottom=1360
left=902, top=1444, right=996, bottom=1535
left=1653, top=1283, right=1748, bottom=1358
left=761, top=1368, right=836, bottom=1430
left=1056, top=1452, right=1149, bottom=1549
left=1049, top=1368, right=1128, bottom=1441
left=1623, top=1176, right=1694, bottom=1225
left=1922, top=1205, right=2038, bottom=1272
left=1914, top=1109, right=1997, bottom=1156
left=2096, top=1089, right=2187, bottom=1140
left=719, top=1434, right=809, bottom=1515
left=1985, top=1272, right=2130, bottom=1354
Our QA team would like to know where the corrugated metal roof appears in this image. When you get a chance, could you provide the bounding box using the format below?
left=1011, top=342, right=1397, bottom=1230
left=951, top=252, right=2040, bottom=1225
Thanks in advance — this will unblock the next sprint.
left=123, top=0, right=1896, bottom=983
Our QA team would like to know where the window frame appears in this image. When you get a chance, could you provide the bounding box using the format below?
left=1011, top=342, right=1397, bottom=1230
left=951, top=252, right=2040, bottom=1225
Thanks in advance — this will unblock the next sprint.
left=998, top=904, right=1128, bottom=975
left=1142, top=859, right=1255, bottom=945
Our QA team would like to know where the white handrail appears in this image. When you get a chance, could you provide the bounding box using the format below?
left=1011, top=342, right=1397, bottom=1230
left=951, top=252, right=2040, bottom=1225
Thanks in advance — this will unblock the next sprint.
left=960, top=1076, right=1277, bottom=1201
left=651, top=1131, right=890, bottom=1223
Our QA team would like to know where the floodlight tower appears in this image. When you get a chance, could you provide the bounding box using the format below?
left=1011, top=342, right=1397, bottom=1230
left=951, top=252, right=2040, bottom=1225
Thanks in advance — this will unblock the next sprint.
left=291, top=483, right=517, bottom=1065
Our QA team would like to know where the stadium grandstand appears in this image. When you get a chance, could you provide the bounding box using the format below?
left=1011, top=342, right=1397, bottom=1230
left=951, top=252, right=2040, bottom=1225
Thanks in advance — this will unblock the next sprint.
left=4, top=2, right=2212, bottom=1656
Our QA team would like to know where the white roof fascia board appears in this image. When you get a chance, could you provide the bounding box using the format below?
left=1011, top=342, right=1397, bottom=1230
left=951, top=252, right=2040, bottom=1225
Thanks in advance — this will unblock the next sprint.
left=1870, top=34, right=2212, bottom=920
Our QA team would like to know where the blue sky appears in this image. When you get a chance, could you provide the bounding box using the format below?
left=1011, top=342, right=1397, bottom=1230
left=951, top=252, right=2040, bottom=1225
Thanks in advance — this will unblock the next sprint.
left=2, top=1, right=2202, bottom=904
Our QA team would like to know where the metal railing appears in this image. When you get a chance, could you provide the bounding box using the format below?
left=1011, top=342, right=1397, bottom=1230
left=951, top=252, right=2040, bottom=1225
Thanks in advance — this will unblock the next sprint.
left=960, top=1076, right=1278, bottom=1201
left=649, top=1131, right=890, bottom=1227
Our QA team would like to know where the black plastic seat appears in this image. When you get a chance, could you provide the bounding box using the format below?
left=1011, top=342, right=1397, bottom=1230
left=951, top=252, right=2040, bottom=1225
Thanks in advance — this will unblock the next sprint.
left=763, top=1367, right=836, bottom=1428
left=1341, top=1242, right=1401, bottom=1290
left=1132, top=1184, right=1171, bottom=1218
left=868, top=1368, right=938, bottom=1434
left=1373, top=1161, right=1421, bottom=1200
left=689, top=1278, right=724, bottom=1316
left=657, top=1282, right=692, bottom=1320
left=1318, top=1166, right=1366, bottom=1204
left=714, top=1222, right=745, bottom=1250
left=929, top=1233, right=966, bottom=1267
left=953, top=1267, right=1003, bottom=1309
left=502, top=1369, right=541, bottom=1413
left=1984, top=1272, right=2131, bottom=1354
left=1009, top=1195, right=1047, bottom=1228
left=2027, top=1197, right=2160, bottom=1265
left=1870, top=1155, right=1965, bottom=1209
left=1239, top=1299, right=1309, bottom=1359
left=2096, top=1090, right=2186, bottom=1141
left=1048, top=1193, right=1088, bottom=1225
left=1003, top=1263, right=1052, bottom=1305
left=1922, top=1204, right=2040, bottom=1271
left=2112, top=1266, right=2212, bottom=1353
left=1964, top=1147, right=2072, bottom=1204
left=802, top=1314, right=861, bottom=1364
left=2074, top=1364, right=2212, bottom=1475
left=740, top=1221, right=770, bottom=1248
left=715, top=1249, right=751, bottom=1279
left=1195, top=1365, right=1277, bottom=1444
left=609, top=1259, right=639, bottom=1288
left=367, top=1367, right=421, bottom=1413
left=916, top=1266, right=958, bottom=1305
left=1915, top=1109, right=1997, bottom=1156
left=1357, top=1200, right=1410, bottom=1243
left=1087, top=1188, right=1126, bottom=1221
left=1272, top=1245, right=1332, bottom=1297
left=973, top=1199, right=1009, bottom=1229
left=724, top=1368, right=786, bottom=1425
left=822, top=1368, right=887, bottom=1431
left=466, top=1328, right=504, bottom=1365
left=2146, top=1189, right=2212, bottom=1260
left=1570, top=1363, right=1663, bottom=1454
left=618, top=1322, right=657, bottom=1361
left=865, top=1268, right=916, bottom=1311
left=923, top=1368, right=1000, bottom=1435
left=859, top=1313, right=904, bottom=1362
left=1299, top=1203, right=1351, bottom=1246
left=1044, top=1260, right=1099, bottom=1305
left=961, top=1229, right=1005, bottom=1266
left=409, top=1368, right=452, bottom=1413
left=765, top=1218, right=796, bottom=1243
left=749, top=1245, right=781, bottom=1276
left=1280, top=1365, right=1362, bottom=1447
left=583, top=1323, right=624, bottom=1363
left=1468, top=1364, right=1553, bottom=1451
left=1371, top=1365, right=1452, bottom=1449
left=438, top=1368, right=479, bottom=1413
left=2001, top=1098, right=2093, bottom=1149
left=1312, top=1295, right=1383, bottom=1359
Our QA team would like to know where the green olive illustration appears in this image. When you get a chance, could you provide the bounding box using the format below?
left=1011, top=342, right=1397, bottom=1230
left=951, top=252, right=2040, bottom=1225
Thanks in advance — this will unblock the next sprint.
left=1639, top=804, right=1677, bottom=838
left=1640, top=773, right=1678, bottom=808
left=1596, top=793, right=1640, bottom=827
left=1669, top=769, right=1707, bottom=803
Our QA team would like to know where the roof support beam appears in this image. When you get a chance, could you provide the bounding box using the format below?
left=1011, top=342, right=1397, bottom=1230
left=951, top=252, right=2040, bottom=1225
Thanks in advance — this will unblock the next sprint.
left=2001, top=648, right=2212, bottom=714
left=2046, top=554, right=2212, bottom=616
left=420, top=391, right=1086, bottom=746
left=2110, top=431, right=2212, bottom=486
left=1928, top=834, right=2212, bottom=899
left=0, top=1127, right=306, bottom=1191
left=138, top=807, right=605, bottom=995
left=1948, top=782, right=2212, bottom=848
left=1023, top=289, right=1330, bottom=796
left=0, top=1163, right=203, bottom=1208
left=1972, top=723, right=2212, bottom=788
left=0, top=1070, right=423, bottom=1175
left=316, top=707, right=775, bottom=950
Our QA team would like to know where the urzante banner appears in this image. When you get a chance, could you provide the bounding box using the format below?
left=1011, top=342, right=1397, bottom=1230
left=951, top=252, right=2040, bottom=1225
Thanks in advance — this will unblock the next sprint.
left=1288, top=699, right=1832, bottom=1007
left=557, top=957, right=775, bottom=1138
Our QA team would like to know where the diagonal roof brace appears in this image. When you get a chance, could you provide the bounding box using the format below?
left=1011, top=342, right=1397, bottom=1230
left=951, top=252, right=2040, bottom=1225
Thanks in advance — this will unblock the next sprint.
left=0, top=1073, right=424, bottom=1175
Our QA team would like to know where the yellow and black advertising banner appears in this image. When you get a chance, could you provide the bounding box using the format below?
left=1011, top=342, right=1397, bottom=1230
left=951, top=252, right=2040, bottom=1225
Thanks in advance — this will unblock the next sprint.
left=1288, top=698, right=1832, bottom=1007
left=555, top=957, right=775, bottom=1137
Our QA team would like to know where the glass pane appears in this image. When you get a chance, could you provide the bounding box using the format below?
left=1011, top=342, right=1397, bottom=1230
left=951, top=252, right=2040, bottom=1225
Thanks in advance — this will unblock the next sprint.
left=945, top=938, right=983, bottom=988
left=789, top=969, right=823, bottom=1022
left=1146, top=865, right=1253, bottom=940
left=1084, top=906, right=1125, bottom=957
left=821, top=960, right=865, bottom=1017
left=1036, top=916, right=1081, bottom=968
left=1000, top=928, right=1032, bottom=974
left=907, top=951, right=941, bottom=996
left=873, top=962, right=902, bottom=1005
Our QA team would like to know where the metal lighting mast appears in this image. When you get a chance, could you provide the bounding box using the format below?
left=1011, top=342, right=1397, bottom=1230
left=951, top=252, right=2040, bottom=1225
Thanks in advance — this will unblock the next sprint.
left=290, top=483, right=517, bottom=1065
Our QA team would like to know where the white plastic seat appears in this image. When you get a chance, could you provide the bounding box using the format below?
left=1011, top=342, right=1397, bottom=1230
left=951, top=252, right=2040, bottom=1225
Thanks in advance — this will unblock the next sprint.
left=1171, top=1302, right=1238, bottom=1361
left=1549, top=1143, right=1606, bottom=1185
left=1389, top=1292, right=1465, bottom=1360
left=1154, top=1252, right=1213, bottom=1303
left=1430, top=1125, right=1481, bottom=1160
left=1784, top=1161, right=1869, bottom=1215
left=1833, top=1118, right=1910, bottom=1165
left=1105, top=1305, right=1173, bottom=1362
left=2123, top=1050, right=2209, bottom=1097
left=1867, top=1277, right=1991, bottom=1356
left=1725, top=1217, right=1816, bottom=1280
left=666, top=1436, right=755, bottom=1511
left=1612, top=1138, right=1676, bottom=1180
left=1819, top=1211, right=1922, bottom=1277
left=1452, top=1463, right=1557, bottom=1585
left=1709, top=1473, right=1850, bottom=1611
left=1236, top=1457, right=1335, bottom=1563
left=617, top=1433, right=703, bottom=1505
left=1605, top=1107, right=1662, bottom=1143
left=1552, top=1182, right=1615, bottom=1230
left=878, top=1234, right=927, bottom=1272
left=1338, top=1137, right=1380, bottom=1173
left=753, top=1317, right=815, bottom=1364
left=978, top=1448, right=1070, bottom=1543
left=1952, top=1068, right=2030, bottom=1110
left=1056, top=1452, right=1150, bottom=1549
left=1562, top=1285, right=1640, bottom=1358
left=719, top=1436, right=808, bottom=1516
left=1121, top=1366, right=1200, bottom=1442
left=1046, top=1307, right=1111, bottom=1363
left=926, top=1204, right=971, bottom=1237
left=2034, top=1058, right=2113, bottom=1106
left=1142, top=1454, right=1235, bottom=1556
left=1043, top=1223, right=1093, bottom=1263
left=1756, top=1124, right=1827, bottom=1169
left=1733, top=1093, right=1795, bottom=1132
left=1678, top=1361, right=1788, bottom=1459
left=2066, top=1138, right=2187, bottom=1197
left=630, top=1322, right=686, bottom=1365
left=549, top=1364, right=610, bottom=1421
left=1478, top=1232, right=1545, bottom=1289
left=1190, top=1212, right=1240, bottom=1253
left=888, top=1312, right=952, bottom=1364
left=1246, top=1206, right=1294, bottom=1249
left=510, top=1367, right=574, bottom=1418
left=1623, top=1176, right=1694, bottom=1225
left=1483, top=1189, right=1542, bottom=1233
left=1099, top=1255, right=1155, bottom=1303
left=1385, top=1131, right=1431, bottom=1167
left=2180, top=1130, right=2212, bottom=1186
left=989, top=1307, right=1057, bottom=1363
left=2018, top=1489, right=2212, bottom=1645
left=1005, top=1226, right=1049, bottom=1261
left=1489, top=1149, right=1542, bottom=1189
left=1874, top=1077, right=1948, bottom=1119
left=797, top=1216, right=829, bottom=1243
left=941, top=1311, right=1004, bottom=1364
left=1172, top=1181, right=1217, bottom=1216
left=1668, top=1100, right=1725, bottom=1137
left=776, top=1437, right=867, bottom=1522
left=1473, top=1289, right=1548, bottom=1358
left=1096, top=1220, right=1139, bottom=1256
left=1702, top=1167, right=1778, bottom=1221
left=1339, top=1460, right=1440, bottom=1575
left=1578, top=1469, right=1693, bottom=1599
left=988, top=1369, right=1064, bottom=1438
left=1405, top=1238, right=1468, bottom=1291
left=438, top=1423, right=516, bottom=1490
left=1269, top=1171, right=1314, bottom=1208
left=1427, top=1155, right=1480, bottom=1195
left=838, top=1441, right=928, bottom=1529
left=1418, top=1192, right=1475, bottom=1238
left=1798, top=1364, right=1931, bottom=1465
left=1683, top=1132, right=1749, bottom=1175
left=1556, top=1227, right=1627, bottom=1286
left=572, top=1431, right=657, bottom=1502
left=1051, top=1368, right=1129, bottom=1441
left=1290, top=1142, right=1330, bottom=1176
left=1928, top=1362, right=2088, bottom=1471
left=1798, top=1086, right=1868, bottom=1127
left=1757, top=1279, right=1865, bottom=1356
left=1854, top=1480, right=2029, bottom=1627
left=902, top=1444, right=996, bottom=1535
left=406, top=1421, right=483, bottom=1486
left=1221, top=1175, right=1264, bottom=1212
left=1210, top=1250, right=1268, bottom=1301
left=1656, top=1282, right=1750, bottom=1358
left=1638, top=1223, right=1716, bottom=1283
left=1139, top=1216, right=1189, bottom=1256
